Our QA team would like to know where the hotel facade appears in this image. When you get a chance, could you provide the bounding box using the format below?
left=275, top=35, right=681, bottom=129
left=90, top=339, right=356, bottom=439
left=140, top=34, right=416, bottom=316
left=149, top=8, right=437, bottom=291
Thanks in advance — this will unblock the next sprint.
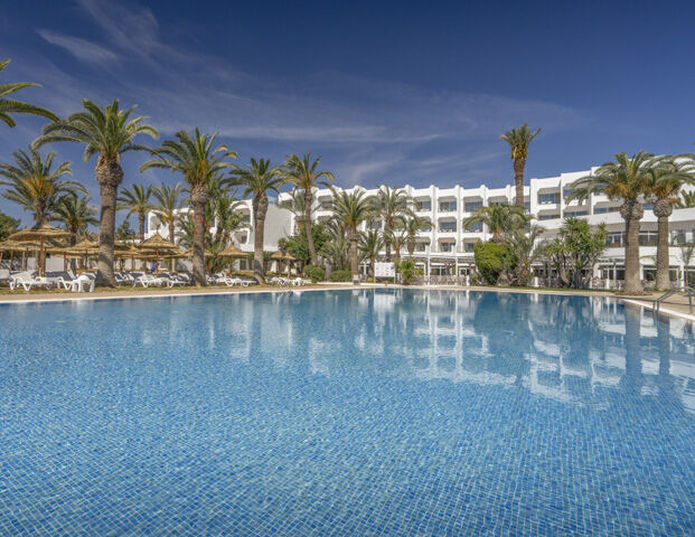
left=146, top=164, right=695, bottom=287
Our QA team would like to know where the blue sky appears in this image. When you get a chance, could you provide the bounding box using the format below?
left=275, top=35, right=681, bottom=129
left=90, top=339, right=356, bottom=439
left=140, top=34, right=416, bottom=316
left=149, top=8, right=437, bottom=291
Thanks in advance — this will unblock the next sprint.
left=1, top=0, right=695, bottom=224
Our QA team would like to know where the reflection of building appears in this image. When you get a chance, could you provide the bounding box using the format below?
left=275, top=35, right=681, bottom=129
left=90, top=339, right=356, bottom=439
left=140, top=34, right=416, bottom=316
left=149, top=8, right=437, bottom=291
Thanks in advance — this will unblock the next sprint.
left=220, top=289, right=695, bottom=414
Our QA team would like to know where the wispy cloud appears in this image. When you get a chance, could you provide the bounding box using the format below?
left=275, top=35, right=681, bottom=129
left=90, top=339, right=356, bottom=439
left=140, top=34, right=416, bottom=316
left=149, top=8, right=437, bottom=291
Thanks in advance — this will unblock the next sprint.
left=3, top=0, right=593, bottom=198
left=37, top=29, right=118, bottom=63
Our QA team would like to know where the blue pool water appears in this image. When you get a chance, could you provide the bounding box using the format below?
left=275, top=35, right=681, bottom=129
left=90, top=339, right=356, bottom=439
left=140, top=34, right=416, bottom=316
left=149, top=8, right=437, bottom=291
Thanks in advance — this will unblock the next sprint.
left=1, top=289, right=694, bottom=536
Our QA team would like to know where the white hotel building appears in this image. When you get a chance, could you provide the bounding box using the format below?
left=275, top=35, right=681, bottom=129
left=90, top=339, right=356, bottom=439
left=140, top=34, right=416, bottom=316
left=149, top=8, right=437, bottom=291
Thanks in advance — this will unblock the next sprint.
left=146, top=164, right=695, bottom=286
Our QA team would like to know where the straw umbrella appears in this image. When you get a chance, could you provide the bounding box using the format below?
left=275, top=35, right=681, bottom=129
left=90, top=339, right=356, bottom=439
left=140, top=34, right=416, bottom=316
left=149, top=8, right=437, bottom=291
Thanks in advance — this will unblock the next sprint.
left=53, top=238, right=99, bottom=271
left=271, top=250, right=296, bottom=276
left=218, top=244, right=248, bottom=274
left=7, top=224, right=72, bottom=276
left=138, top=232, right=177, bottom=274
left=0, top=239, right=40, bottom=271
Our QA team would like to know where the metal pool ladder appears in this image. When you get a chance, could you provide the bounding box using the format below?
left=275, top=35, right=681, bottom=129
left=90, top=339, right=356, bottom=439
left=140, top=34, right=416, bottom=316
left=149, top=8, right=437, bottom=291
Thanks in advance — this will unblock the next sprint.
left=653, top=285, right=694, bottom=314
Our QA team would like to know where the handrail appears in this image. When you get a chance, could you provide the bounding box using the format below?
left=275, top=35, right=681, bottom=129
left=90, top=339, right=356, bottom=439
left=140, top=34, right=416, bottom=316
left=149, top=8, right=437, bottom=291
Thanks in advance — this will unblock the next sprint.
left=654, top=285, right=694, bottom=314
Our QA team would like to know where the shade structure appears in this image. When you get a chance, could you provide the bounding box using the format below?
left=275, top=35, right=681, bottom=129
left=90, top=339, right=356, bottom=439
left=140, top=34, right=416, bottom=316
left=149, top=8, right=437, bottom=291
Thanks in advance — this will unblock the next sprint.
left=219, top=244, right=248, bottom=258
left=7, top=224, right=72, bottom=276
left=0, top=239, right=40, bottom=269
left=271, top=250, right=295, bottom=276
left=116, top=245, right=144, bottom=271
left=138, top=233, right=177, bottom=274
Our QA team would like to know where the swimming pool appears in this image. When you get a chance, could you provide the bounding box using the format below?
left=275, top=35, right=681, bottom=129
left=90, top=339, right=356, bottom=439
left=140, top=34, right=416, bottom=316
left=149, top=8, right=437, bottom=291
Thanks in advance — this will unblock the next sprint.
left=1, top=289, right=694, bottom=536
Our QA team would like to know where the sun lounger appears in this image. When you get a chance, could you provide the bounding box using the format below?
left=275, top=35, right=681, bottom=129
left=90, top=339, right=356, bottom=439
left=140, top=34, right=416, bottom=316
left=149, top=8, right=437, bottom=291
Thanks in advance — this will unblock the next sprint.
left=133, top=274, right=165, bottom=288
left=9, top=272, right=54, bottom=291
left=59, top=274, right=95, bottom=293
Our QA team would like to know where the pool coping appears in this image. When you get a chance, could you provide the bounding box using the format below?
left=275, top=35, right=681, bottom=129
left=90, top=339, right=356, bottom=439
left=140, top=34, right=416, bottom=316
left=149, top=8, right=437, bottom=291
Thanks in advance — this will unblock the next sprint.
left=2, top=283, right=693, bottom=324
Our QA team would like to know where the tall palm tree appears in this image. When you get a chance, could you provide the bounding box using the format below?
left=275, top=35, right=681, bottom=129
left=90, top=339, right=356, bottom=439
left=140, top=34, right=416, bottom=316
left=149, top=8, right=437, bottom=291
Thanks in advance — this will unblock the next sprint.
left=213, top=190, right=247, bottom=246
left=0, top=146, right=83, bottom=225
left=500, top=123, right=541, bottom=207
left=279, top=188, right=315, bottom=230
left=35, top=98, right=158, bottom=286
left=463, top=203, right=530, bottom=241
left=52, top=194, right=98, bottom=271
left=151, top=183, right=183, bottom=246
left=568, top=151, right=654, bottom=294
left=117, top=183, right=152, bottom=241
left=645, top=155, right=695, bottom=290
left=282, top=153, right=334, bottom=266
left=331, top=188, right=374, bottom=284
left=229, top=158, right=284, bottom=283
left=142, top=129, right=236, bottom=286
left=372, top=186, right=410, bottom=260
left=52, top=194, right=98, bottom=240
left=0, top=58, right=58, bottom=127
left=404, top=213, right=432, bottom=256
left=676, top=190, right=695, bottom=208
left=386, top=228, right=407, bottom=262
left=359, top=229, right=383, bottom=280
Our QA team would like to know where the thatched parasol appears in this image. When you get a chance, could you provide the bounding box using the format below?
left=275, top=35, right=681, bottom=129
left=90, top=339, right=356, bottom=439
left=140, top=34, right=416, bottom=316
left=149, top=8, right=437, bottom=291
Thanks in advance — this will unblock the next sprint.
left=138, top=233, right=177, bottom=273
left=218, top=244, right=250, bottom=274
left=271, top=250, right=296, bottom=276
left=7, top=224, right=72, bottom=275
left=0, top=239, right=40, bottom=269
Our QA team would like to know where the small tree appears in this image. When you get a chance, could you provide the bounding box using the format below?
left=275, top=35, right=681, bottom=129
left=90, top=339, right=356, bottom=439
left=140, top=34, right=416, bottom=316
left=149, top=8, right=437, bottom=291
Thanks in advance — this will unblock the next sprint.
left=474, top=241, right=516, bottom=285
left=540, top=218, right=608, bottom=288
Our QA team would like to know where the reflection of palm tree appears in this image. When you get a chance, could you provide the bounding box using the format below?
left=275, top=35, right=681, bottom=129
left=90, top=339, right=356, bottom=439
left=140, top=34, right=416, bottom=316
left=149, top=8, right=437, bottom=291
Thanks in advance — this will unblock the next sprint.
left=621, top=303, right=643, bottom=394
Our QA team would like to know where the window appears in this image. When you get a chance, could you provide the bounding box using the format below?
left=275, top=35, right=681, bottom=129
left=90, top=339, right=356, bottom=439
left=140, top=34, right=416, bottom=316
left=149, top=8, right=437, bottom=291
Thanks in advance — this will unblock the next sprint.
left=565, top=209, right=589, bottom=217
left=538, top=213, right=559, bottom=221
left=671, top=230, right=686, bottom=245
left=463, top=242, right=476, bottom=253
left=439, top=200, right=457, bottom=212
left=464, top=200, right=483, bottom=212
left=594, top=206, right=619, bottom=214
left=463, top=221, right=482, bottom=232
left=439, top=242, right=455, bottom=252
left=538, top=192, right=561, bottom=205
left=639, top=231, right=658, bottom=246
left=606, top=232, right=624, bottom=247
left=415, top=200, right=431, bottom=211
left=439, top=221, right=457, bottom=232
left=563, top=188, right=575, bottom=199
left=415, top=242, right=428, bottom=252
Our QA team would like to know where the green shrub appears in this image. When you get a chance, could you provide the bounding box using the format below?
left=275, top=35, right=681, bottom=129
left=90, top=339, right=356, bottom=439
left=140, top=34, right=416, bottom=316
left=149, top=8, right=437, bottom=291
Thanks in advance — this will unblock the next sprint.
left=474, top=241, right=515, bottom=285
left=304, top=265, right=326, bottom=282
left=329, top=268, right=352, bottom=282
left=396, top=259, right=419, bottom=285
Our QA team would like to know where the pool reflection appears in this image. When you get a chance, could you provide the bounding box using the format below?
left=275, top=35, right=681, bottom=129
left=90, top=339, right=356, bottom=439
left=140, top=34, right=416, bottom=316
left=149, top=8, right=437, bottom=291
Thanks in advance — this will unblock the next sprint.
left=223, top=289, right=695, bottom=414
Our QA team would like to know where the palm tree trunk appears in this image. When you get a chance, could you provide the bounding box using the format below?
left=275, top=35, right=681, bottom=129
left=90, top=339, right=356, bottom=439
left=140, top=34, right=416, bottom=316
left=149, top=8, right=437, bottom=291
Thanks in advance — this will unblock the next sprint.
left=350, top=230, right=359, bottom=284
left=253, top=193, right=268, bottom=284
left=370, top=258, right=375, bottom=281
left=169, top=221, right=176, bottom=273
left=513, top=157, right=526, bottom=207
left=138, top=212, right=145, bottom=241
left=191, top=186, right=209, bottom=286
left=304, top=189, right=318, bottom=266
left=95, top=158, right=123, bottom=287
left=621, top=200, right=643, bottom=294
left=654, top=200, right=673, bottom=291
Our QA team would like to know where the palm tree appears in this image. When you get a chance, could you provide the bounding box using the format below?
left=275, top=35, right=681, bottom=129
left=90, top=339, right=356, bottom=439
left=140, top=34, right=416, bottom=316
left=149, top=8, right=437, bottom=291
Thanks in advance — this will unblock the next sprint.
left=282, top=153, right=334, bottom=266
left=141, top=129, right=236, bottom=286
left=52, top=194, right=98, bottom=240
left=404, top=213, right=432, bottom=256
left=0, top=146, right=83, bottom=225
left=359, top=230, right=383, bottom=280
left=321, top=220, right=349, bottom=271
left=331, top=188, right=374, bottom=284
left=0, top=58, right=58, bottom=127
left=229, top=158, right=284, bottom=283
left=500, top=123, right=541, bottom=207
left=372, top=186, right=410, bottom=260
left=645, top=155, right=695, bottom=290
left=568, top=151, right=654, bottom=294
left=117, top=183, right=152, bottom=241
left=213, top=190, right=247, bottom=246
left=386, top=228, right=407, bottom=262
left=676, top=190, right=695, bottom=208
left=279, top=188, right=315, bottom=230
left=52, top=194, right=98, bottom=271
left=151, top=183, right=183, bottom=246
left=35, top=98, right=158, bottom=286
left=463, top=203, right=530, bottom=241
